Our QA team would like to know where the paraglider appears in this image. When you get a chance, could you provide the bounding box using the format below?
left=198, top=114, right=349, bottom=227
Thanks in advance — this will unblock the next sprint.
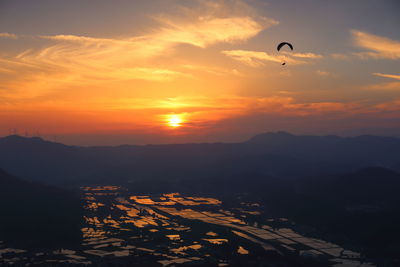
left=277, top=42, right=293, bottom=65
left=277, top=42, right=293, bottom=52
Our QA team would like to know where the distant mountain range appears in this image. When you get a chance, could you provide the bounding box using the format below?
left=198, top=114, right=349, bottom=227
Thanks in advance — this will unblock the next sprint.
left=0, top=168, right=82, bottom=248
left=1, top=132, right=400, bottom=185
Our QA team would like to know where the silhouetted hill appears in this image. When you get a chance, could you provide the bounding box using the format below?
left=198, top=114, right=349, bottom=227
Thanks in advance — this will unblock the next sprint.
left=0, top=135, right=97, bottom=184
left=0, top=168, right=82, bottom=249
left=1, top=132, right=400, bottom=185
left=247, top=131, right=400, bottom=165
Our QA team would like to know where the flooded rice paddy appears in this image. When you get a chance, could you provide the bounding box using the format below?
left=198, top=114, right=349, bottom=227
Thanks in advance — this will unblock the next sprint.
left=0, top=186, right=375, bottom=266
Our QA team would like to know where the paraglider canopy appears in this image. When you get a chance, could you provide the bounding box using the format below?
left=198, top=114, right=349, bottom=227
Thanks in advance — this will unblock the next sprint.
left=277, top=42, right=293, bottom=51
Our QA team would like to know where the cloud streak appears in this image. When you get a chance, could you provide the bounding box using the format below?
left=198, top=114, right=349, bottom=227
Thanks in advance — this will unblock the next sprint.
left=352, top=30, right=400, bottom=59
left=154, top=16, right=271, bottom=48
left=373, top=72, right=400, bottom=80
left=316, top=70, right=331, bottom=76
left=222, top=50, right=322, bottom=66
left=0, top=33, right=17, bottom=39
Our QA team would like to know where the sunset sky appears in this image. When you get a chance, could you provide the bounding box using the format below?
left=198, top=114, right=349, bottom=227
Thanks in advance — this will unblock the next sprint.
left=1, top=0, right=399, bottom=145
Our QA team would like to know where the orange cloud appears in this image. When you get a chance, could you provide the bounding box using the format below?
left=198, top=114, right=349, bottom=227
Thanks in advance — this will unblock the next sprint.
left=373, top=73, right=400, bottom=80
left=363, top=73, right=400, bottom=91
left=374, top=99, right=400, bottom=112
left=330, top=53, right=349, bottom=60
left=316, top=70, right=331, bottom=76
left=0, top=33, right=17, bottom=39
left=0, top=0, right=275, bottom=103
left=352, top=30, right=400, bottom=59
left=222, top=50, right=281, bottom=66
left=365, top=82, right=400, bottom=91
left=154, top=16, right=269, bottom=48
left=222, top=50, right=321, bottom=66
left=39, top=14, right=267, bottom=57
left=283, top=52, right=323, bottom=59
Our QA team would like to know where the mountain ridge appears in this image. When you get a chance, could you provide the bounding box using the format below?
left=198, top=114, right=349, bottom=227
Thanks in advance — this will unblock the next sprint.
left=2, top=131, right=400, bottom=147
left=1, top=132, right=400, bottom=185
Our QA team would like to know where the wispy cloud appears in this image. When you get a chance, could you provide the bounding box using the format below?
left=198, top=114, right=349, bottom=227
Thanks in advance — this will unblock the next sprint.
left=374, top=99, right=400, bottom=112
left=316, top=70, right=331, bottom=76
left=361, top=73, right=400, bottom=91
left=330, top=53, right=349, bottom=60
left=222, top=50, right=282, bottom=66
left=352, top=30, right=400, bottom=59
left=0, top=0, right=276, bottom=101
left=283, top=52, right=322, bottom=59
left=221, top=50, right=322, bottom=66
left=152, top=0, right=277, bottom=48
left=0, top=33, right=17, bottom=39
left=373, top=72, right=400, bottom=80
left=153, top=16, right=271, bottom=48
left=365, top=82, right=400, bottom=91
left=365, top=73, right=400, bottom=91
left=39, top=13, right=268, bottom=57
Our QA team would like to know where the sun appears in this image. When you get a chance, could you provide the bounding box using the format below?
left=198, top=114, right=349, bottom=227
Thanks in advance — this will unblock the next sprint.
left=167, top=114, right=183, bottom=128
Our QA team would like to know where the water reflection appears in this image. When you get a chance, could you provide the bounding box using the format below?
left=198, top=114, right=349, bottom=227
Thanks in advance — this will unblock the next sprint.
left=166, top=234, right=180, bottom=241
left=202, top=239, right=228, bottom=245
left=237, top=246, right=249, bottom=255
left=0, top=186, right=375, bottom=266
left=170, top=244, right=202, bottom=255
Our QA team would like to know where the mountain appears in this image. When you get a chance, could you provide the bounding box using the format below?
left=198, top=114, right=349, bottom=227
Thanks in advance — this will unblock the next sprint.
left=0, top=168, right=82, bottom=249
left=1, top=132, right=400, bottom=185
left=0, top=135, right=97, bottom=185
left=247, top=131, right=400, bottom=165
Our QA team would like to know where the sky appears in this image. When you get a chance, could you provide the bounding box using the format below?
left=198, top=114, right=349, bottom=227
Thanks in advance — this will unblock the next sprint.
left=0, top=0, right=399, bottom=145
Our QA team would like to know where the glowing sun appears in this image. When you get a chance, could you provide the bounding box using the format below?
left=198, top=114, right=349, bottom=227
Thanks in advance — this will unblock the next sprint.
left=167, top=114, right=183, bottom=128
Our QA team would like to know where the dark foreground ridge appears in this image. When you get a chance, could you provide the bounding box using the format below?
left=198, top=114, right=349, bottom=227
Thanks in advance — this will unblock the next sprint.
left=0, top=168, right=82, bottom=249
